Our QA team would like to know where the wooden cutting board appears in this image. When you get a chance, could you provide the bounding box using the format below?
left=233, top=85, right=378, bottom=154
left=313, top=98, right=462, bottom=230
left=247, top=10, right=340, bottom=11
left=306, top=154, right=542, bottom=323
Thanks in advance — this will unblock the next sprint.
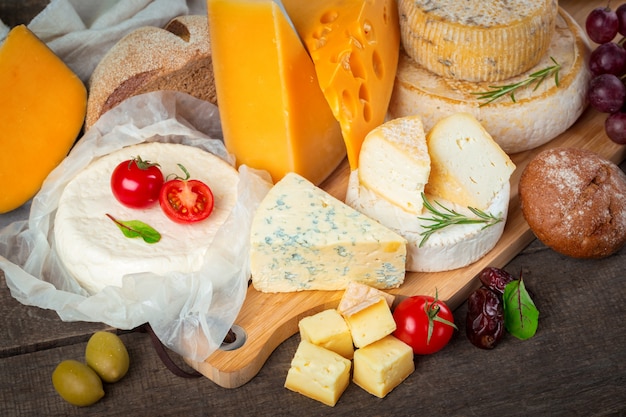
left=186, top=0, right=626, bottom=388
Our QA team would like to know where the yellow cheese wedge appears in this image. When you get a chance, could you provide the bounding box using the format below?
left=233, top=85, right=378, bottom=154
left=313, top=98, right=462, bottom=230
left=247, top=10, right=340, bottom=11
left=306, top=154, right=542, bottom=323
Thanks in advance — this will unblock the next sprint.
left=397, top=0, right=557, bottom=82
left=425, top=113, right=515, bottom=210
left=282, top=0, right=400, bottom=170
left=207, top=0, right=345, bottom=185
left=0, top=25, right=86, bottom=213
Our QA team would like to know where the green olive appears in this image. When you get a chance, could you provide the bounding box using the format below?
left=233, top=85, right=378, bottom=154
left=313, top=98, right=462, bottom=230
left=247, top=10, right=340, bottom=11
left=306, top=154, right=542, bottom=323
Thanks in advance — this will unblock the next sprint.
left=85, top=331, right=130, bottom=383
left=52, top=359, right=104, bottom=407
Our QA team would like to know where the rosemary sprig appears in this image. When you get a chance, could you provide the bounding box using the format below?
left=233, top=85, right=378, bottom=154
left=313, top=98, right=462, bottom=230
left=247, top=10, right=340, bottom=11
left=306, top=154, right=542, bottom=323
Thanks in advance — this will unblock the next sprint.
left=417, top=193, right=503, bottom=247
left=472, top=56, right=561, bottom=106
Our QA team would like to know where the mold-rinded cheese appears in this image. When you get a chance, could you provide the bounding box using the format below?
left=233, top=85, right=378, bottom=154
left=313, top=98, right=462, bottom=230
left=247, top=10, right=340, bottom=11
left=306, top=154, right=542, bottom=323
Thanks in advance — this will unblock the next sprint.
left=0, top=25, right=87, bottom=213
left=298, top=309, right=354, bottom=360
left=54, top=142, right=239, bottom=294
left=352, top=335, right=415, bottom=398
left=397, top=0, right=557, bottom=82
left=337, top=281, right=395, bottom=317
left=389, top=9, right=591, bottom=154
left=206, top=0, right=345, bottom=185
left=346, top=170, right=510, bottom=272
left=282, top=0, right=400, bottom=170
left=340, top=296, right=396, bottom=349
left=250, top=172, right=407, bottom=293
left=285, top=340, right=352, bottom=407
left=357, top=116, right=430, bottom=215
left=425, top=113, right=515, bottom=211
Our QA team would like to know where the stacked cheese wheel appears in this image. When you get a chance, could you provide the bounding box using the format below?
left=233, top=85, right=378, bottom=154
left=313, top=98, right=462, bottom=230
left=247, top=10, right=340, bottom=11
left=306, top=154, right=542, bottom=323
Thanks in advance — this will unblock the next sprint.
left=390, top=1, right=591, bottom=154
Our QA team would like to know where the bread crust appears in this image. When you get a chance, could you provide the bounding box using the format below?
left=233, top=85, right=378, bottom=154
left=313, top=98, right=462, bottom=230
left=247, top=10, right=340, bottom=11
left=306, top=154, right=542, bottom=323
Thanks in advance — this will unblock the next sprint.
left=519, top=147, right=626, bottom=258
left=85, top=15, right=216, bottom=129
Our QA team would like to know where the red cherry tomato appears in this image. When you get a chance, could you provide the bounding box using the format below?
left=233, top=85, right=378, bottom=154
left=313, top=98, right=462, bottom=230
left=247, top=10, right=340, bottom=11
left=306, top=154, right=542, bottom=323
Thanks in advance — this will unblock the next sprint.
left=110, top=157, right=164, bottom=208
left=158, top=164, right=214, bottom=223
left=393, top=294, right=457, bottom=355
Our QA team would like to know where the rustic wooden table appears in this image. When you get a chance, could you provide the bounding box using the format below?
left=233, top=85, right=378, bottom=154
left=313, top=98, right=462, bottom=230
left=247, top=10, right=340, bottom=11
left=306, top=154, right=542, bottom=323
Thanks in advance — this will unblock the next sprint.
left=2, top=0, right=625, bottom=416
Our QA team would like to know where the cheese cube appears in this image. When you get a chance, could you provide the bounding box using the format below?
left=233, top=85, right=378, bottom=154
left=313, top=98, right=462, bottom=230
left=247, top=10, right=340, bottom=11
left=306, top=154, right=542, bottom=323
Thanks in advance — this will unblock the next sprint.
left=337, top=281, right=395, bottom=317
left=358, top=116, right=430, bottom=214
left=207, top=0, right=345, bottom=185
left=353, top=335, right=415, bottom=398
left=299, top=309, right=354, bottom=359
left=285, top=340, right=352, bottom=407
left=341, top=297, right=396, bottom=349
left=250, top=173, right=407, bottom=293
left=425, top=112, right=515, bottom=210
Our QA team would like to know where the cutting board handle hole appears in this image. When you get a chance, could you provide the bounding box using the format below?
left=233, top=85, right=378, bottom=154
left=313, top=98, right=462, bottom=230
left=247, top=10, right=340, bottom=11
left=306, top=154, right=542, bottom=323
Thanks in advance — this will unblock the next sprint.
left=219, top=325, right=247, bottom=351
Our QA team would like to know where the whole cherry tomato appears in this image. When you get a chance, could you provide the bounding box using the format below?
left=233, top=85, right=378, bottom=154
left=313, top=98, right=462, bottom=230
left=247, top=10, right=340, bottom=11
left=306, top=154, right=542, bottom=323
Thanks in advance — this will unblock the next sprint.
left=159, top=164, right=214, bottom=223
left=110, top=156, right=164, bottom=208
left=393, top=293, right=457, bottom=355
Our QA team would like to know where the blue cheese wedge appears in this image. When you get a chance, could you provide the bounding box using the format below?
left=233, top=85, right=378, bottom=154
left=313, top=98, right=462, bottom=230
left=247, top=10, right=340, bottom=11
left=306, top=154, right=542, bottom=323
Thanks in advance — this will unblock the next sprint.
left=250, top=172, right=407, bottom=292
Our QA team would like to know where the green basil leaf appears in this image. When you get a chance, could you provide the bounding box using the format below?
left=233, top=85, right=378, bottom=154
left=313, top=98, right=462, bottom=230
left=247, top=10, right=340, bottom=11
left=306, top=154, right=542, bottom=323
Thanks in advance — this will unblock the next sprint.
left=503, top=278, right=539, bottom=340
left=106, top=214, right=161, bottom=244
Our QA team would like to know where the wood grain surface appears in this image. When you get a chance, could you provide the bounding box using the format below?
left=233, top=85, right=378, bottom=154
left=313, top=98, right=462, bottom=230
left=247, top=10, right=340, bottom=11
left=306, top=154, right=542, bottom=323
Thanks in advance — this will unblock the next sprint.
left=186, top=4, right=626, bottom=388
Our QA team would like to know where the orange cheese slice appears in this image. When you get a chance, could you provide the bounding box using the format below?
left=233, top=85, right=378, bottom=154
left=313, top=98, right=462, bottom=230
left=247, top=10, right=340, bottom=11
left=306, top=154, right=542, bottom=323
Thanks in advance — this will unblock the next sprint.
left=282, top=0, right=400, bottom=170
left=0, top=25, right=87, bottom=213
left=207, top=0, right=345, bottom=185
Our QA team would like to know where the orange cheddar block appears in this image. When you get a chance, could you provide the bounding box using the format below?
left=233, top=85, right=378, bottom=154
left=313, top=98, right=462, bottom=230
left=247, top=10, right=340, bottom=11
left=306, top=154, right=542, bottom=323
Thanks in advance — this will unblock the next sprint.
left=0, top=25, right=86, bottom=213
left=207, top=0, right=345, bottom=185
left=282, top=0, right=400, bottom=170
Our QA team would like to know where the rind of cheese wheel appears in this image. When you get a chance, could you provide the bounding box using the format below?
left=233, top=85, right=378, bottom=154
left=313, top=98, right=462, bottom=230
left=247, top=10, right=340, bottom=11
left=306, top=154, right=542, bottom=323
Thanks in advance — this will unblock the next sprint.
left=358, top=116, right=430, bottom=215
left=54, top=142, right=239, bottom=294
left=425, top=113, right=515, bottom=210
left=86, top=15, right=215, bottom=129
left=282, top=0, right=400, bottom=170
left=346, top=170, right=509, bottom=272
left=389, top=9, right=591, bottom=154
left=397, top=0, right=557, bottom=82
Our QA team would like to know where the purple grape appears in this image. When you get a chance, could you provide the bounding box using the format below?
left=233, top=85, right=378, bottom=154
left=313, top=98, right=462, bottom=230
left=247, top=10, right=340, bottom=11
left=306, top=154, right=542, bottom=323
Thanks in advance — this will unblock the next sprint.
left=589, top=42, right=626, bottom=76
left=588, top=73, right=626, bottom=113
left=586, top=6, right=619, bottom=44
left=605, top=112, right=626, bottom=144
left=617, top=3, right=626, bottom=36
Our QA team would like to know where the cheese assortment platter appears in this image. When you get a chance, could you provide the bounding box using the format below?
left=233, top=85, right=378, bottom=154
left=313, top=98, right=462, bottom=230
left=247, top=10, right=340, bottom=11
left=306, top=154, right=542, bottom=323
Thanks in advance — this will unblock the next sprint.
left=186, top=1, right=626, bottom=388
left=2, top=0, right=626, bottom=394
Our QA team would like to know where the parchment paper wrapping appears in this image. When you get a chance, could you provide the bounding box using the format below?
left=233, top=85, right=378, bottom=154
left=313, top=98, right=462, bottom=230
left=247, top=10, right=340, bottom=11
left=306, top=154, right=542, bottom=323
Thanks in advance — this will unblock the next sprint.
left=0, top=91, right=273, bottom=362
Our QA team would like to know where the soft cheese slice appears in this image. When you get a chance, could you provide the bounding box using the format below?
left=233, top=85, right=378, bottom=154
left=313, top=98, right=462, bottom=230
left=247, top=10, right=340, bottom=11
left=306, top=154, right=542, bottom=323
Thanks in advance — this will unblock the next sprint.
left=358, top=116, right=430, bottom=215
left=54, top=142, right=239, bottom=294
left=425, top=113, right=515, bottom=210
left=352, top=335, right=415, bottom=398
left=207, top=0, right=345, bottom=185
left=285, top=340, right=352, bottom=407
left=250, top=172, right=407, bottom=293
left=346, top=170, right=510, bottom=272
left=389, top=9, right=591, bottom=154
left=397, top=0, right=557, bottom=82
left=337, top=281, right=395, bottom=317
left=282, top=0, right=400, bottom=170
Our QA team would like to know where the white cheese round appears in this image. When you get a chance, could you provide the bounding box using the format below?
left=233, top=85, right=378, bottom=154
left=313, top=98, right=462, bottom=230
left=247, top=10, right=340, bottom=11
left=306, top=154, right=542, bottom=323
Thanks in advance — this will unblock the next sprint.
left=345, top=170, right=509, bottom=272
left=389, top=9, right=591, bottom=154
left=54, top=142, right=239, bottom=294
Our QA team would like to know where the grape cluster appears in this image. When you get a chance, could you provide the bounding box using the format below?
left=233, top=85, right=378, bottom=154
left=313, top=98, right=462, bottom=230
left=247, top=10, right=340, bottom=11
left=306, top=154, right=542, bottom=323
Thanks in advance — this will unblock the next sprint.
left=586, top=3, right=626, bottom=144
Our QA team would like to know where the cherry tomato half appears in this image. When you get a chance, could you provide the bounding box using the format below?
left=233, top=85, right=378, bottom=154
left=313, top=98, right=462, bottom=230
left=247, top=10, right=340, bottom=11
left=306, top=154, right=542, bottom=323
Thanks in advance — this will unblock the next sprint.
left=110, top=157, right=164, bottom=208
left=393, top=294, right=457, bottom=355
left=158, top=165, right=214, bottom=223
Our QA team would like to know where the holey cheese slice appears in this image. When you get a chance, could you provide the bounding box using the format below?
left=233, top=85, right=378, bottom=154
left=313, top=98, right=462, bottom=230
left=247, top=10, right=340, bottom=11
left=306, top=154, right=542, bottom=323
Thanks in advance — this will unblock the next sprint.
left=346, top=171, right=510, bottom=272
left=389, top=9, right=591, bottom=154
left=282, top=0, right=400, bottom=170
left=425, top=113, right=515, bottom=210
left=397, top=0, right=557, bottom=82
left=358, top=116, right=430, bottom=215
left=250, top=173, right=406, bottom=293
left=207, top=0, right=345, bottom=185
